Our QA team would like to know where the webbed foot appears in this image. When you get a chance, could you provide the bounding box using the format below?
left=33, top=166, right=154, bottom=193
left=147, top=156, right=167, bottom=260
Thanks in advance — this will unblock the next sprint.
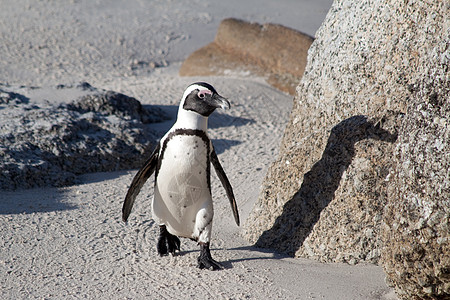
left=197, top=242, right=223, bottom=270
left=157, top=225, right=180, bottom=256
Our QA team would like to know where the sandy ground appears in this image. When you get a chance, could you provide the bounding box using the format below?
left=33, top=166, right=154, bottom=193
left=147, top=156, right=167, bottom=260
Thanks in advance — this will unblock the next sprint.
left=1, top=0, right=397, bottom=299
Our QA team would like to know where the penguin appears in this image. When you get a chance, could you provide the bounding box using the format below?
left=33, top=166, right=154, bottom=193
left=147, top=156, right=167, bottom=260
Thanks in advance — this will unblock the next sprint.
left=122, top=82, right=240, bottom=270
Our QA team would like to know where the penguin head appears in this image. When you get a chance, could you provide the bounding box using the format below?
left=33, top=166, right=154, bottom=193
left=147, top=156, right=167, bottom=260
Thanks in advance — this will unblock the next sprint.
left=180, top=82, right=230, bottom=117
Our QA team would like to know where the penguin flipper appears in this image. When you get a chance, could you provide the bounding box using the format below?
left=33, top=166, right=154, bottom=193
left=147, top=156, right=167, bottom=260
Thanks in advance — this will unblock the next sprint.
left=210, top=148, right=240, bottom=226
left=122, top=144, right=160, bottom=222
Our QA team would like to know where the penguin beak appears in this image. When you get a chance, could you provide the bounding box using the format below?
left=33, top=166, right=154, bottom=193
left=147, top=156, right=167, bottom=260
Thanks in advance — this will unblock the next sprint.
left=208, top=94, right=231, bottom=110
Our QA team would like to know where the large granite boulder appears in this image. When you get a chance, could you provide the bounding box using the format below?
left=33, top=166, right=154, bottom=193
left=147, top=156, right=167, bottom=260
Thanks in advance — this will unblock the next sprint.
left=243, top=0, right=448, bottom=298
left=382, top=57, right=449, bottom=298
left=0, top=83, right=167, bottom=190
left=179, top=18, right=314, bottom=95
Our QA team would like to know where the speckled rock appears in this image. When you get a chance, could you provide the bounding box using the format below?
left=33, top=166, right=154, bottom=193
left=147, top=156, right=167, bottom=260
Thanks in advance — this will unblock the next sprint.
left=0, top=84, right=167, bottom=190
left=243, top=0, right=448, bottom=298
left=179, top=18, right=314, bottom=95
left=381, top=52, right=450, bottom=299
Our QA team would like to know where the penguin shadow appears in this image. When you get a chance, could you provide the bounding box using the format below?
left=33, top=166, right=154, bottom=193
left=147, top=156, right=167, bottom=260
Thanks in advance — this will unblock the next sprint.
left=217, top=246, right=291, bottom=269
left=254, top=115, right=398, bottom=256
left=169, top=245, right=274, bottom=270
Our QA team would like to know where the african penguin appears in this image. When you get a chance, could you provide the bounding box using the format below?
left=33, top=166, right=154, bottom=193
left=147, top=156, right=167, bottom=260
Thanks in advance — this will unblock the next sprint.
left=122, top=82, right=240, bottom=270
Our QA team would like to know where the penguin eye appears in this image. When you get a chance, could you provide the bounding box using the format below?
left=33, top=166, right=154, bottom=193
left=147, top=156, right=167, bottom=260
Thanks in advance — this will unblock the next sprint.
left=197, top=89, right=211, bottom=100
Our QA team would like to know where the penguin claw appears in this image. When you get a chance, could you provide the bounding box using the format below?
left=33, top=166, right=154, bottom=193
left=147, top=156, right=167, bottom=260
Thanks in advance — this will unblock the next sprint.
left=197, top=256, right=223, bottom=270
left=157, top=225, right=180, bottom=256
left=157, top=237, right=168, bottom=256
left=197, top=242, right=223, bottom=270
left=167, top=236, right=180, bottom=255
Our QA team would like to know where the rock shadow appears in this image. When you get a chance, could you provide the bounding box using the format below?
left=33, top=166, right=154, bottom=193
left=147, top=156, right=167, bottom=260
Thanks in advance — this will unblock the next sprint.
left=0, top=188, right=76, bottom=214
left=208, top=111, right=255, bottom=129
left=255, top=115, right=397, bottom=255
left=212, top=139, right=242, bottom=154
left=148, top=104, right=255, bottom=132
left=0, top=87, right=30, bottom=108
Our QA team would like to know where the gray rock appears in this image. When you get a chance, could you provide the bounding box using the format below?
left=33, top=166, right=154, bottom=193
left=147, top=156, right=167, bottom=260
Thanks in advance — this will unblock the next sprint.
left=382, top=58, right=450, bottom=298
left=67, top=89, right=162, bottom=124
left=0, top=84, right=168, bottom=190
left=246, top=114, right=399, bottom=263
left=243, top=0, right=448, bottom=298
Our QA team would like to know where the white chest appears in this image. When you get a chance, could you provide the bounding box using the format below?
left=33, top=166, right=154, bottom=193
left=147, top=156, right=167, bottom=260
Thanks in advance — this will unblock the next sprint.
left=154, top=133, right=212, bottom=226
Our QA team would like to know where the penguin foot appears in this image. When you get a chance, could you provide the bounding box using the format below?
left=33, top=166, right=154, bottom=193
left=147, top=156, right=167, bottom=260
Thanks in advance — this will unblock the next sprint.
left=157, top=225, right=180, bottom=256
left=197, top=242, right=223, bottom=270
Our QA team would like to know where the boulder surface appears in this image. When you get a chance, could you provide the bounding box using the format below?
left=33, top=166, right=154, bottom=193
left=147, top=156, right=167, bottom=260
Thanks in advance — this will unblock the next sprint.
left=243, top=0, right=448, bottom=298
left=179, top=18, right=314, bottom=95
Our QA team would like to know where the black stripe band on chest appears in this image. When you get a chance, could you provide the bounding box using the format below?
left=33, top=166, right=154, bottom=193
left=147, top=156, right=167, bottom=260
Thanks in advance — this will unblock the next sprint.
left=156, top=129, right=212, bottom=191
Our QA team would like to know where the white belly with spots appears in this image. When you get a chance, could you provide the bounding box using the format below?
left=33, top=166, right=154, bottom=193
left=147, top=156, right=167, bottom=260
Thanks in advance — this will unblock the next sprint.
left=153, top=134, right=212, bottom=238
